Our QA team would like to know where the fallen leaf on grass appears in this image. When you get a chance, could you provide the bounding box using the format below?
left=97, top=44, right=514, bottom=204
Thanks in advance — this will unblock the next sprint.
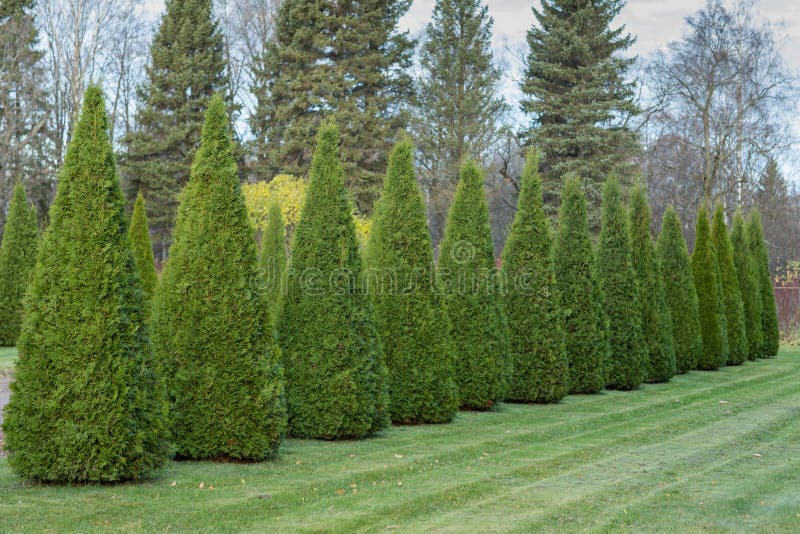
left=198, top=482, right=205, bottom=489
left=335, top=488, right=346, bottom=495
left=170, top=481, right=177, bottom=487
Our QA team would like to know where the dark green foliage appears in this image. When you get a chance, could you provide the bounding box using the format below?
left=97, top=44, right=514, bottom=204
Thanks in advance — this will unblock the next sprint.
left=129, top=192, right=158, bottom=301
left=439, top=160, right=510, bottom=409
left=731, top=210, right=761, bottom=360
left=151, top=95, right=286, bottom=460
left=553, top=176, right=606, bottom=393
left=123, top=0, right=230, bottom=258
left=260, top=201, right=286, bottom=316
left=365, top=138, right=458, bottom=423
left=747, top=210, right=779, bottom=357
left=277, top=121, right=389, bottom=439
left=656, top=207, right=702, bottom=373
left=691, top=205, right=728, bottom=370
left=412, top=0, right=506, bottom=246
left=253, top=0, right=414, bottom=214
left=520, top=0, right=640, bottom=231
left=629, top=184, right=675, bottom=383
left=0, top=183, right=38, bottom=345
left=3, top=87, right=168, bottom=482
left=501, top=151, right=568, bottom=402
left=596, top=177, right=646, bottom=390
left=711, top=205, right=747, bottom=365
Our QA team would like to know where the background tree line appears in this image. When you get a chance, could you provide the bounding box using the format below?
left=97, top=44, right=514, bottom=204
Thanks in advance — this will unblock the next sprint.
left=0, top=0, right=798, bottom=271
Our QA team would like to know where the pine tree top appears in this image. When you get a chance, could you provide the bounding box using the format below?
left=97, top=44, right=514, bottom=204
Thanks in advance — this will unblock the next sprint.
left=129, top=192, right=158, bottom=300
left=502, top=150, right=552, bottom=269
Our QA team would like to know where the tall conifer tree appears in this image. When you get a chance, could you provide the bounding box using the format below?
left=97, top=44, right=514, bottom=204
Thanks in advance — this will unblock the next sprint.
left=711, top=205, right=747, bottom=365
left=123, top=0, right=229, bottom=259
left=412, top=0, right=506, bottom=245
left=520, top=0, right=640, bottom=231
left=0, top=183, right=38, bottom=345
left=629, top=184, right=675, bottom=383
left=151, top=96, right=286, bottom=460
left=656, top=207, right=702, bottom=373
left=3, top=87, right=167, bottom=482
left=596, top=177, right=646, bottom=390
left=252, top=0, right=414, bottom=214
left=731, top=210, right=761, bottom=360
left=747, top=210, right=779, bottom=357
left=691, top=205, right=728, bottom=370
left=553, top=176, right=607, bottom=393
left=277, top=121, right=389, bottom=439
left=365, top=138, right=458, bottom=423
left=439, top=160, right=510, bottom=409
left=501, top=151, right=568, bottom=403
left=128, top=193, right=158, bottom=301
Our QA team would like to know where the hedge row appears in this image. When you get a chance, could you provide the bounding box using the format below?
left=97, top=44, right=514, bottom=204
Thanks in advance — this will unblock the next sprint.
left=2, top=89, right=779, bottom=482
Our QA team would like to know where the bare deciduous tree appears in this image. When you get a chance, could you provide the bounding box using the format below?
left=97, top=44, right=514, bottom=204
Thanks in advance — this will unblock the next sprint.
left=642, top=0, right=797, bottom=220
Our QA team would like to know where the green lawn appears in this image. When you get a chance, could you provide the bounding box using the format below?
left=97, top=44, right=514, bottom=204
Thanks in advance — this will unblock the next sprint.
left=0, top=347, right=16, bottom=374
left=2, top=348, right=800, bottom=532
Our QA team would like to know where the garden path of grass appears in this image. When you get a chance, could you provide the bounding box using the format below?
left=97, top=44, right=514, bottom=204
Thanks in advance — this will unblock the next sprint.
left=1, top=347, right=799, bottom=532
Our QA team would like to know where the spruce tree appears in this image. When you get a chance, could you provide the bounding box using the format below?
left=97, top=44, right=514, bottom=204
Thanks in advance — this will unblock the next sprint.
left=520, top=0, right=640, bottom=231
left=596, top=177, right=646, bottom=390
left=151, top=95, right=286, bottom=460
left=412, top=0, right=506, bottom=246
left=3, top=87, right=167, bottom=482
left=122, top=0, right=229, bottom=259
left=277, top=121, right=389, bottom=439
left=501, top=150, right=568, bottom=402
left=629, top=184, right=676, bottom=383
left=0, top=183, right=38, bottom=345
left=656, top=207, right=702, bottom=373
left=711, top=204, right=748, bottom=365
left=747, top=210, right=779, bottom=357
left=260, top=201, right=286, bottom=316
left=252, top=0, right=414, bottom=214
left=128, top=192, right=158, bottom=301
left=365, top=138, right=458, bottom=423
left=731, top=210, right=761, bottom=360
left=691, top=205, right=728, bottom=370
left=439, top=160, right=510, bottom=409
left=553, top=176, right=606, bottom=393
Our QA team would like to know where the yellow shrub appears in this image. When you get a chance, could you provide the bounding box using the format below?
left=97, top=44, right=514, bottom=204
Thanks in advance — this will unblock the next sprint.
left=243, top=174, right=371, bottom=246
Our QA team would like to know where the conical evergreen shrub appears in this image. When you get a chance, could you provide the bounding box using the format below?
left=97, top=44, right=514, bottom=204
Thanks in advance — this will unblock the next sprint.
left=0, top=183, right=38, bottom=346
left=151, top=95, right=286, bottom=460
left=711, top=204, right=747, bottom=365
left=439, top=160, right=510, bottom=409
left=747, top=210, right=779, bottom=357
left=691, top=205, right=728, bottom=370
left=596, top=177, right=646, bottom=390
left=629, top=184, right=676, bottom=383
left=3, top=87, right=168, bottom=482
left=656, top=207, right=702, bottom=373
left=260, top=201, right=286, bottom=316
left=365, top=138, right=458, bottom=423
left=277, top=121, right=389, bottom=439
left=129, top=192, right=158, bottom=301
left=731, top=210, right=761, bottom=360
left=502, top=151, right=568, bottom=402
left=553, top=176, right=607, bottom=393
